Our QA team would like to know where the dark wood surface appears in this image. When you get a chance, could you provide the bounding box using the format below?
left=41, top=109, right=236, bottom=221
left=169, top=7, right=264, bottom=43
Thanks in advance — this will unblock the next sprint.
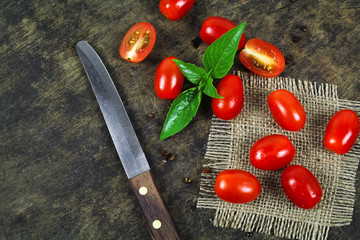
left=1, top=0, right=359, bottom=239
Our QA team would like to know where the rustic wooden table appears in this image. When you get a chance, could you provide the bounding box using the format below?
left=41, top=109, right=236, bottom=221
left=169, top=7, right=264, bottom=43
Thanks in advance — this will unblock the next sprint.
left=1, top=0, right=359, bottom=239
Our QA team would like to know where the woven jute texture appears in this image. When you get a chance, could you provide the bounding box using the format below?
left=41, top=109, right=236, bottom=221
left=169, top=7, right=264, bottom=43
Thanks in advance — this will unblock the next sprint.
left=197, top=71, right=360, bottom=240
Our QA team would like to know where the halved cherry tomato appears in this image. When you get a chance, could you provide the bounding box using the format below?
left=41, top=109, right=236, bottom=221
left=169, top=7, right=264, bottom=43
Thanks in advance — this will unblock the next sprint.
left=119, top=22, right=156, bottom=63
left=324, top=109, right=359, bottom=154
left=267, top=89, right=306, bottom=131
left=250, top=134, right=296, bottom=170
left=239, top=39, right=285, bottom=78
left=281, top=165, right=323, bottom=209
left=215, top=169, right=261, bottom=204
left=200, top=16, right=246, bottom=50
left=154, top=56, right=184, bottom=99
left=212, top=74, right=244, bottom=120
left=159, top=0, right=195, bottom=21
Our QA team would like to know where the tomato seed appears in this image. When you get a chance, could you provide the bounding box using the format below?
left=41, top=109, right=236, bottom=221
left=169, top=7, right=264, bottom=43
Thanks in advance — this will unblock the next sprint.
left=184, top=177, right=192, bottom=184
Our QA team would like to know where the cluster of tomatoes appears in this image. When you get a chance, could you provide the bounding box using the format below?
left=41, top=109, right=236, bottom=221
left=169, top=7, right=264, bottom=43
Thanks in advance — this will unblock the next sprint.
left=215, top=102, right=359, bottom=209
left=118, top=1, right=360, bottom=209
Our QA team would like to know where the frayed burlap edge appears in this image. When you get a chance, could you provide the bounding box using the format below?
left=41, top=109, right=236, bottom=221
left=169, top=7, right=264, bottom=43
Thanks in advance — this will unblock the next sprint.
left=197, top=71, right=360, bottom=240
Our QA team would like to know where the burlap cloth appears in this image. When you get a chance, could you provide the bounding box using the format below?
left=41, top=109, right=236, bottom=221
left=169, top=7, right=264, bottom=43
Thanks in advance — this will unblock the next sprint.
left=197, top=71, right=360, bottom=240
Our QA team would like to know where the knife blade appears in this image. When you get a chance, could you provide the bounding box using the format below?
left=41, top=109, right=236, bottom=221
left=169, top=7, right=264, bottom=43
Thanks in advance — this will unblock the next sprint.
left=76, top=40, right=180, bottom=240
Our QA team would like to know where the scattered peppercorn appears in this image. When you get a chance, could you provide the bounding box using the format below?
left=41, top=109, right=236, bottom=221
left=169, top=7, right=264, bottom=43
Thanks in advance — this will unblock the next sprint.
left=300, top=25, right=308, bottom=32
left=184, top=176, right=192, bottom=184
left=202, top=166, right=212, bottom=173
left=161, top=148, right=175, bottom=162
left=291, top=35, right=301, bottom=43
left=168, top=153, right=175, bottom=161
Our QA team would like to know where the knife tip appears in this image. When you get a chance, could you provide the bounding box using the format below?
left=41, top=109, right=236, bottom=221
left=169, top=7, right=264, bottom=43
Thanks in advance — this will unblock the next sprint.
left=76, top=40, right=88, bottom=50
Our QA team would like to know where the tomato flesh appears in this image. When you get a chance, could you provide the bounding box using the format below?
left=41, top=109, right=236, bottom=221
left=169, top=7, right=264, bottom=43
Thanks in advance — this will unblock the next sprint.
left=215, top=169, right=261, bottom=204
left=154, top=56, right=184, bottom=99
left=267, top=89, right=306, bottom=131
left=212, top=74, right=244, bottom=120
left=281, top=165, right=323, bottom=209
left=324, top=109, right=359, bottom=154
left=240, top=39, right=285, bottom=78
left=250, top=134, right=296, bottom=170
left=119, top=22, right=156, bottom=63
left=200, top=16, right=246, bottom=50
left=159, top=0, right=195, bottom=21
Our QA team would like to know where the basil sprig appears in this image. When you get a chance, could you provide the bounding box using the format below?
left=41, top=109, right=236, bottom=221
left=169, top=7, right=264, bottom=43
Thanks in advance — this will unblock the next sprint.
left=160, top=22, right=246, bottom=141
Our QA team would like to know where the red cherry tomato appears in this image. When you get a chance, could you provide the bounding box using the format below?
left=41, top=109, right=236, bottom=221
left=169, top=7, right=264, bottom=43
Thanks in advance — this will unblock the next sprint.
left=215, top=169, right=261, bottom=204
left=154, top=56, right=184, bottom=99
left=250, top=134, right=296, bottom=170
left=212, top=74, right=244, bottom=120
left=200, top=16, right=246, bottom=50
left=281, top=165, right=323, bottom=209
left=239, top=39, right=285, bottom=78
left=324, top=109, right=360, bottom=154
left=119, top=22, right=156, bottom=63
left=267, top=89, right=306, bottom=131
left=159, top=0, right=195, bottom=21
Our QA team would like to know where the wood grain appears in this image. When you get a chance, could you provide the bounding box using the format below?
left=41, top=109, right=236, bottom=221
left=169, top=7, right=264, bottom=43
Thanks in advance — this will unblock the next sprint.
left=0, top=0, right=359, bottom=239
left=129, top=170, right=180, bottom=240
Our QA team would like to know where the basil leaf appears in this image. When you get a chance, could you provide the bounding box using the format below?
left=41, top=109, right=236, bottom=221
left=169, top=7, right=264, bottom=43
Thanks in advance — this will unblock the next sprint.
left=202, top=22, right=246, bottom=79
left=173, top=59, right=207, bottom=85
left=203, top=77, right=223, bottom=99
left=198, top=71, right=211, bottom=91
left=160, top=88, right=202, bottom=141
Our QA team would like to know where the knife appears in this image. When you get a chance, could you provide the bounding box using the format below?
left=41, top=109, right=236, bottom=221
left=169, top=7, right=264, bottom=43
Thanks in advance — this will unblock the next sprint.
left=76, top=41, right=180, bottom=240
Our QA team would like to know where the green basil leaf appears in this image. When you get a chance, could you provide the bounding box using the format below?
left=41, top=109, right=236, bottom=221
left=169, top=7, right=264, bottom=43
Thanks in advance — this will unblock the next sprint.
left=203, top=77, right=223, bottom=99
left=202, top=22, right=246, bottom=79
left=160, top=88, right=202, bottom=141
left=173, top=59, right=208, bottom=85
left=198, top=71, right=211, bottom=91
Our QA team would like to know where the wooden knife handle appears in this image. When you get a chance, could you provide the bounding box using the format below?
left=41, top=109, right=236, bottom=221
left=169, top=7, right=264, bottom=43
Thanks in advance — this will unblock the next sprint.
left=129, top=170, right=181, bottom=240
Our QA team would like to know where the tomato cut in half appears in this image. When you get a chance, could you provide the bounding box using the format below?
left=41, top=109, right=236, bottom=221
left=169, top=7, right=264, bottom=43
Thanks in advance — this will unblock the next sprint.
left=324, top=109, right=360, bottom=154
left=159, top=0, right=195, bottom=21
left=200, top=16, right=246, bottom=50
left=119, top=22, right=156, bottom=63
left=212, top=74, right=244, bottom=120
left=154, top=56, right=184, bottom=99
left=281, top=165, right=323, bottom=209
left=239, top=39, right=285, bottom=78
left=215, top=169, right=261, bottom=204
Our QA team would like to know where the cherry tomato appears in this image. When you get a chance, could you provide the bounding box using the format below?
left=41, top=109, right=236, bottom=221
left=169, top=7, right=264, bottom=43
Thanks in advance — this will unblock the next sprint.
left=239, top=39, right=285, bottom=78
left=154, top=56, right=184, bottom=99
left=200, top=16, right=246, bottom=50
left=212, top=74, right=244, bottom=120
left=324, top=109, right=359, bottom=154
left=159, top=0, right=195, bottom=21
left=250, top=134, right=295, bottom=170
left=215, top=169, right=261, bottom=204
left=281, top=165, right=323, bottom=209
left=267, top=89, right=306, bottom=131
left=119, top=22, right=156, bottom=63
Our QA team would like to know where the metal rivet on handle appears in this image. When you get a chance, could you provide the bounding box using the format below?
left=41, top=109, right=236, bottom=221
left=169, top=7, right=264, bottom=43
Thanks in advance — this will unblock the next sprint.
left=139, top=186, right=148, bottom=195
left=152, top=220, right=162, bottom=229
